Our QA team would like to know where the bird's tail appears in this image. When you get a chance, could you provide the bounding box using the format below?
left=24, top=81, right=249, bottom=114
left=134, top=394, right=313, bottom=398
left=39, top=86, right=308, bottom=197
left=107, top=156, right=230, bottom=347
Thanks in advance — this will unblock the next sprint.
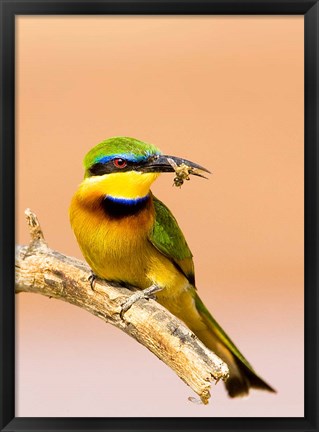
left=191, top=293, right=276, bottom=398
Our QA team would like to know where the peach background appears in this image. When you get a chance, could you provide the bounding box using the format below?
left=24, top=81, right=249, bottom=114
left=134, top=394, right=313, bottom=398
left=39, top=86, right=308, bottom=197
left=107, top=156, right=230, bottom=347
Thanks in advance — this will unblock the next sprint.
left=15, top=16, right=304, bottom=417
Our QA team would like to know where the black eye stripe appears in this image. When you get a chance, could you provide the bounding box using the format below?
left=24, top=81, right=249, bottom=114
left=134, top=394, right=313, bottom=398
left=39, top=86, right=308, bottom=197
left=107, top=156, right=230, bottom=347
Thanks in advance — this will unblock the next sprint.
left=88, top=159, right=139, bottom=176
left=89, top=162, right=108, bottom=176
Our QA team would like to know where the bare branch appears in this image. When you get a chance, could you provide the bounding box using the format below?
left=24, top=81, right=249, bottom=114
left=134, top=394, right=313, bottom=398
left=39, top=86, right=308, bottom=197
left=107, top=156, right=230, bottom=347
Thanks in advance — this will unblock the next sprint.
left=15, top=209, right=229, bottom=405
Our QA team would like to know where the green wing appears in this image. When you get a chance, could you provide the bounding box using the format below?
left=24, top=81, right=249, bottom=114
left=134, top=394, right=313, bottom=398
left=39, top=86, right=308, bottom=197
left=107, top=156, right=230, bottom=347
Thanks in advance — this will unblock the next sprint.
left=150, top=196, right=251, bottom=370
left=149, top=197, right=274, bottom=394
left=149, top=196, right=195, bottom=284
left=149, top=197, right=274, bottom=395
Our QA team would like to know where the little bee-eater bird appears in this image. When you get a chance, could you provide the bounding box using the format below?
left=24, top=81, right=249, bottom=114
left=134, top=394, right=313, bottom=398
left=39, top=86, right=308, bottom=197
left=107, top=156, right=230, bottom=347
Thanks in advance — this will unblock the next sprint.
left=70, top=136, right=275, bottom=398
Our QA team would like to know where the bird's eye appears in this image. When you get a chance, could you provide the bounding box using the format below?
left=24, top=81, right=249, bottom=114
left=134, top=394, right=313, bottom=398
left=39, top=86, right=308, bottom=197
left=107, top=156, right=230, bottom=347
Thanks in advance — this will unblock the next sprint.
left=113, top=158, right=127, bottom=169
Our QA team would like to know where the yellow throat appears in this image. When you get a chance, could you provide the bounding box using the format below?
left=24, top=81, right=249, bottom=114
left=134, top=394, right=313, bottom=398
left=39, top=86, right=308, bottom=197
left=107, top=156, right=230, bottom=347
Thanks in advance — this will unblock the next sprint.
left=77, top=171, right=160, bottom=204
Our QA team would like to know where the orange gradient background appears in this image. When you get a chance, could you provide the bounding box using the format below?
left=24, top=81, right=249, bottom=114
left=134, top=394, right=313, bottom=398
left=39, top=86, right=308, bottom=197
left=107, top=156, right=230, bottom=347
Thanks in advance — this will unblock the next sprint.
left=15, top=16, right=304, bottom=417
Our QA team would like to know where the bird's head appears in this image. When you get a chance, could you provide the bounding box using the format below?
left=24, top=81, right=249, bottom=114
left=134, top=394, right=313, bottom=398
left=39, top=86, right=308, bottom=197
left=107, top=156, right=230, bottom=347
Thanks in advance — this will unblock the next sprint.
left=78, top=137, right=210, bottom=203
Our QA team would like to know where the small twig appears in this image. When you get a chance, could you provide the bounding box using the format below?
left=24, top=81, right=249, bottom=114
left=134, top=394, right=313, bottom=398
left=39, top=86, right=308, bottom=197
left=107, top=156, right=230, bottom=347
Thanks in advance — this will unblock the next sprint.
left=24, top=208, right=47, bottom=244
left=15, top=209, right=229, bottom=404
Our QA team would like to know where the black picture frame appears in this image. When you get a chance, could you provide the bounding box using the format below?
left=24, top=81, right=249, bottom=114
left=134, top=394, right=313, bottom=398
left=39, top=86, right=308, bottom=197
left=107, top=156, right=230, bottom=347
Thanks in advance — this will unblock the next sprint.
left=1, top=0, right=318, bottom=431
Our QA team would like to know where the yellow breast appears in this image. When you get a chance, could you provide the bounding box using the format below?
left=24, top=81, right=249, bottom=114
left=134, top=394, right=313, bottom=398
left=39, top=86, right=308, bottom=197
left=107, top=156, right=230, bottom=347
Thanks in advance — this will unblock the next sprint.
left=70, top=191, right=151, bottom=286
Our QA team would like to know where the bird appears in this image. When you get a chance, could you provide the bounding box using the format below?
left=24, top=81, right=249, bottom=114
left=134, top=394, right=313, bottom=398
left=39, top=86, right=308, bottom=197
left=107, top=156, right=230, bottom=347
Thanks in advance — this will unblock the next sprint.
left=69, top=136, right=275, bottom=398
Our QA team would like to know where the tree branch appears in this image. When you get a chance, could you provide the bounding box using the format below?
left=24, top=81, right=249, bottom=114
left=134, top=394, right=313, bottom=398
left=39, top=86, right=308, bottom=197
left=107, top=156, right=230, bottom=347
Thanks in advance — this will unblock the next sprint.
left=15, top=209, right=229, bottom=405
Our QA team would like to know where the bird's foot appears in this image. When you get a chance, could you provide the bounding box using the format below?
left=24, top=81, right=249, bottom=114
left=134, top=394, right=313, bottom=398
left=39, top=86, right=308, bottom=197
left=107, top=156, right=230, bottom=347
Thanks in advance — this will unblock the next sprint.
left=120, top=284, right=163, bottom=318
left=88, top=271, right=98, bottom=291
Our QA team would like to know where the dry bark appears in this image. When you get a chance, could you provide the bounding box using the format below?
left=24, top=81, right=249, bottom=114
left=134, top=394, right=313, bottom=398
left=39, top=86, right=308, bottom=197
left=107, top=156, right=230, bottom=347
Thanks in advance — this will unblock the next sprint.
left=15, top=209, right=229, bottom=405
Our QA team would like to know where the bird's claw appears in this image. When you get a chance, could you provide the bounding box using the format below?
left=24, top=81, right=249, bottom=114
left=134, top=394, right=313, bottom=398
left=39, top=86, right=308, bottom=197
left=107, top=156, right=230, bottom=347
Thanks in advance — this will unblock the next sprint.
left=120, top=284, right=163, bottom=319
left=88, top=271, right=98, bottom=291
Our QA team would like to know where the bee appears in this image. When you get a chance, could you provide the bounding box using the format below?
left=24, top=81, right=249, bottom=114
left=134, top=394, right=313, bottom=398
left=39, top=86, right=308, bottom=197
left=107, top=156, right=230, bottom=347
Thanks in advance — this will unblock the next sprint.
left=167, top=158, right=193, bottom=188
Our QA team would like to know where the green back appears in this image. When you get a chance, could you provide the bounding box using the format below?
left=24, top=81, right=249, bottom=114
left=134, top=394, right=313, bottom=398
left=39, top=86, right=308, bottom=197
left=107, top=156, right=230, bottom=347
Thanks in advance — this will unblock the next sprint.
left=149, top=196, right=195, bottom=284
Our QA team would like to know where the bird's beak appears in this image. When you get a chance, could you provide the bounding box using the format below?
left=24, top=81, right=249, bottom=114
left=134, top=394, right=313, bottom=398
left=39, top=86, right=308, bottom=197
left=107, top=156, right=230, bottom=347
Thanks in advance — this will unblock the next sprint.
left=140, top=154, right=211, bottom=179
